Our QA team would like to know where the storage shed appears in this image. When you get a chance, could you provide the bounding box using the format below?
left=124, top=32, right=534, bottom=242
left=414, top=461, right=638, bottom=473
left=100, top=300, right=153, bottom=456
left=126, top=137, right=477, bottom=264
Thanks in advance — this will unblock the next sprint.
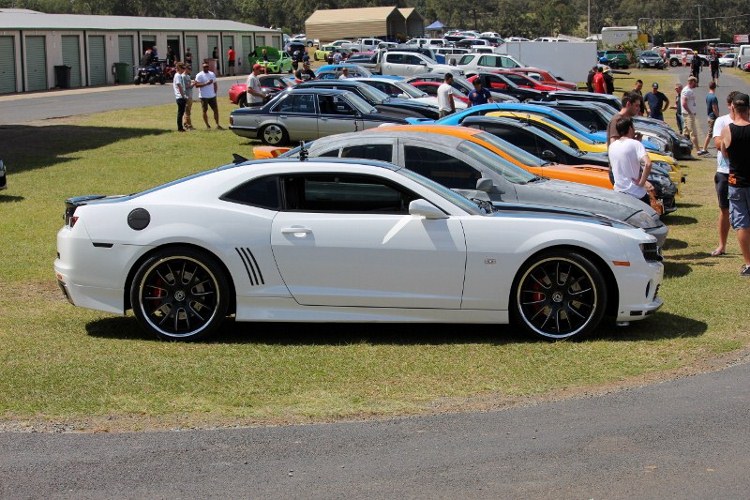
left=305, top=7, right=409, bottom=44
left=0, top=8, right=281, bottom=94
left=398, top=8, right=425, bottom=39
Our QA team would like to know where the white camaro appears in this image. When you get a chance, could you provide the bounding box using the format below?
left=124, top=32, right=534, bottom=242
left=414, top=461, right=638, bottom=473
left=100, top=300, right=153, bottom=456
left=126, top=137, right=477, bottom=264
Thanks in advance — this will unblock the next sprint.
left=55, top=158, right=663, bottom=341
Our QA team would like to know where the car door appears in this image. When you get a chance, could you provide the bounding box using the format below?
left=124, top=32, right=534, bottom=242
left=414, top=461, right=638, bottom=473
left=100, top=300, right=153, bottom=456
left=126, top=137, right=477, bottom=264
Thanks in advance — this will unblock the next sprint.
left=316, top=94, right=364, bottom=137
left=270, top=93, right=318, bottom=141
left=270, top=172, right=467, bottom=308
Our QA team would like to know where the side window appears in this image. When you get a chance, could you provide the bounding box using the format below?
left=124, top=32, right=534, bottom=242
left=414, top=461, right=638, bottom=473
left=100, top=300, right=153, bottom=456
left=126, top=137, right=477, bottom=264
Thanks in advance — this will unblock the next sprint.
left=564, top=109, right=600, bottom=131
left=221, top=175, right=280, bottom=210
left=501, top=56, right=515, bottom=68
left=341, top=144, right=393, bottom=162
left=280, top=173, right=416, bottom=213
left=386, top=53, right=403, bottom=64
left=478, top=55, right=490, bottom=66
left=272, top=94, right=315, bottom=113
left=404, top=146, right=481, bottom=189
left=458, top=55, right=473, bottom=65
left=419, top=85, right=438, bottom=96
left=318, top=148, right=341, bottom=157
left=404, top=54, right=421, bottom=65
left=318, top=95, right=355, bottom=115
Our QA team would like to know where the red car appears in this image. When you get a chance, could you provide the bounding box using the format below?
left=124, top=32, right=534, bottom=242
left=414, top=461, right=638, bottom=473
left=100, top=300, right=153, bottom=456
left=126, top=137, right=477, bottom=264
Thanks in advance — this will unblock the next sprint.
left=507, top=67, right=578, bottom=90
left=227, top=74, right=296, bottom=107
left=407, top=80, right=471, bottom=105
left=486, top=70, right=566, bottom=91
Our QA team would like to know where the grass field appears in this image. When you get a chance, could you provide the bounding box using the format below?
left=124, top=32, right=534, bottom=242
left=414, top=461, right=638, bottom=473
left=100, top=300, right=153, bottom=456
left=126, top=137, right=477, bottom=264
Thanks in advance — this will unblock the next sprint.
left=1, top=69, right=749, bottom=432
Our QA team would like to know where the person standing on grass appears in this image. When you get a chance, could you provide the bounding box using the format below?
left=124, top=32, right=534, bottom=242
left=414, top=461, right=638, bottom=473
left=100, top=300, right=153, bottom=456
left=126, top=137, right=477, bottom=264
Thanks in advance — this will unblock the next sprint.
left=702, top=81, right=720, bottom=153
left=607, top=92, right=642, bottom=145
left=719, top=92, right=750, bottom=277
left=195, top=62, right=223, bottom=130
left=182, top=65, right=195, bottom=130
left=682, top=76, right=706, bottom=155
left=710, top=90, right=739, bottom=257
left=644, top=82, right=669, bottom=121
left=246, top=64, right=266, bottom=106
left=671, top=82, right=684, bottom=135
left=592, top=67, right=605, bottom=94
left=608, top=116, right=652, bottom=205
left=172, top=62, right=187, bottom=132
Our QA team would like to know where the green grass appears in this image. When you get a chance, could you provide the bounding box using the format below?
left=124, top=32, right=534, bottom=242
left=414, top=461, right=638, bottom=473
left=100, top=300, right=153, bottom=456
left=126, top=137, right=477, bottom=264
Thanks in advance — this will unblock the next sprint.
left=1, top=81, right=749, bottom=432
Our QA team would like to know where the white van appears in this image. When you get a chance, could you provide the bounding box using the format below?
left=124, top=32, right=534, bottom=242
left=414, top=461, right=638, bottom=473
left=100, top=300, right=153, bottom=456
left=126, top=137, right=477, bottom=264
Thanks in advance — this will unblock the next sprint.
left=737, top=44, right=750, bottom=68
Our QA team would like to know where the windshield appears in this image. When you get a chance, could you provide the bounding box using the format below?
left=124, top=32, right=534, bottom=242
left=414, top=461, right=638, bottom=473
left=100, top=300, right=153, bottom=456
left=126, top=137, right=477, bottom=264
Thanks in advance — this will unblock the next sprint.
left=355, top=84, right=389, bottom=104
left=457, top=139, right=538, bottom=184
left=344, top=92, right=378, bottom=114
left=473, top=130, right=547, bottom=166
left=394, top=81, right=427, bottom=98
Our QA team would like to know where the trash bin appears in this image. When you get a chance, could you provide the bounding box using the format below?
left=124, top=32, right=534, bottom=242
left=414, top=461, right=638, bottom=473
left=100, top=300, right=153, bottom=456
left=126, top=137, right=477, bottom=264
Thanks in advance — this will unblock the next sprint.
left=113, top=62, right=130, bottom=84
left=54, top=65, right=71, bottom=89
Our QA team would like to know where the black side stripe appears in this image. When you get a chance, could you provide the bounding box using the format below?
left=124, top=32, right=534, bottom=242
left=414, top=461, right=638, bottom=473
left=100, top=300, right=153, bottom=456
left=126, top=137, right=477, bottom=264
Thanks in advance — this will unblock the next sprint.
left=235, top=248, right=265, bottom=286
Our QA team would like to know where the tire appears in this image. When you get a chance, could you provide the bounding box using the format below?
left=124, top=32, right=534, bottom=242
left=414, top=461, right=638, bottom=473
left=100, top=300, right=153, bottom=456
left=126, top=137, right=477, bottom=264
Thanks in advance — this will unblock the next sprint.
left=260, top=123, right=289, bottom=145
left=313, top=53, right=319, bottom=61
left=159, top=75, right=166, bottom=85
left=134, top=77, right=141, bottom=85
left=511, top=250, right=607, bottom=341
left=669, top=59, right=679, bottom=67
left=148, top=75, right=156, bottom=85
left=130, top=247, right=229, bottom=341
left=237, top=94, right=247, bottom=108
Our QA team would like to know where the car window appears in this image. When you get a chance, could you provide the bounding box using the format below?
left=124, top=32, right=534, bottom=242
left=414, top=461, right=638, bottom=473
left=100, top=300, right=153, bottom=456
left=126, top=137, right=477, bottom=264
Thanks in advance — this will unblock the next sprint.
left=417, top=84, right=437, bottom=96
left=272, top=94, right=316, bottom=114
left=318, top=95, right=356, bottom=115
left=458, top=55, right=474, bottom=65
left=341, top=144, right=394, bottom=163
left=221, top=175, right=280, bottom=210
left=500, top=56, right=517, bottom=68
left=404, top=54, right=422, bottom=65
left=280, top=173, right=416, bottom=214
left=559, top=108, right=602, bottom=131
left=503, top=73, right=528, bottom=85
left=386, top=53, right=404, bottom=64
left=404, top=146, right=482, bottom=189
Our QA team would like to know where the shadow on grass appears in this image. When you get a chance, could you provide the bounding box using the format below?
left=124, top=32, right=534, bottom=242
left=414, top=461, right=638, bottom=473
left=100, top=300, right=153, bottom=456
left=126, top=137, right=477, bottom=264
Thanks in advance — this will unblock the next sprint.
left=675, top=202, right=702, bottom=209
left=0, top=124, right=167, bottom=173
left=663, top=214, right=699, bottom=226
left=664, top=261, right=692, bottom=278
left=0, top=194, right=24, bottom=203
left=86, top=311, right=705, bottom=346
left=662, top=238, right=688, bottom=251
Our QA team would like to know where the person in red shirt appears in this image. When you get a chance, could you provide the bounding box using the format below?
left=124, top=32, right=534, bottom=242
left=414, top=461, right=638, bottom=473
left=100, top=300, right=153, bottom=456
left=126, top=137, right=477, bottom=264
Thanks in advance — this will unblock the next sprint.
left=227, top=46, right=236, bottom=76
left=592, top=66, right=606, bottom=93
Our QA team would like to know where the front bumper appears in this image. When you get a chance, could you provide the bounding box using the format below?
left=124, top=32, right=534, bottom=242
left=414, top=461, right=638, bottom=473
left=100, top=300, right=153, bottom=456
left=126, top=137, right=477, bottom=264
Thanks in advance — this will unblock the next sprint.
left=615, top=260, right=664, bottom=323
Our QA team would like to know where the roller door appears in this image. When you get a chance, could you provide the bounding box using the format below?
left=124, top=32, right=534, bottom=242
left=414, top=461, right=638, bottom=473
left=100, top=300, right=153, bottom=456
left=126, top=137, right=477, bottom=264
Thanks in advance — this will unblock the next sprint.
left=25, top=36, right=47, bottom=92
left=61, top=35, right=82, bottom=88
left=118, top=35, right=134, bottom=66
left=207, top=35, right=219, bottom=72
left=0, top=36, right=17, bottom=94
left=222, top=35, right=233, bottom=72
left=242, top=35, right=253, bottom=64
left=185, top=35, right=198, bottom=67
left=88, top=35, right=106, bottom=86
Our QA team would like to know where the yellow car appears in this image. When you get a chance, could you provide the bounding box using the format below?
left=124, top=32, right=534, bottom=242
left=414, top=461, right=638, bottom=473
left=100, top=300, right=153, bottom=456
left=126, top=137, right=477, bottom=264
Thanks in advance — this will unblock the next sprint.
left=313, top=46, right=332, bottom=61
left=485, top=111, right=684, bottom=186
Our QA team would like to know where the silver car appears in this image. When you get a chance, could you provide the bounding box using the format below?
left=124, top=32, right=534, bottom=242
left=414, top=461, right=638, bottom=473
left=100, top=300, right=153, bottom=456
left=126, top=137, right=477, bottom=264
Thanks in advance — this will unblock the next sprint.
left=229, top=88, right=407, bottom=145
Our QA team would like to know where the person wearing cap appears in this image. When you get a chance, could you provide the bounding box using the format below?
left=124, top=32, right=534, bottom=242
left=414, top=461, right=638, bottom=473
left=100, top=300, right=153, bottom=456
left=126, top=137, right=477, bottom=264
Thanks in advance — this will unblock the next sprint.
left=195, top=62, right=223, bottom=129
left=468, top=78, right=493, bottom=107
left=720, top=92, right=750, bottom=276
left=603, top=67, right=614, bottom=94
left=246, top=63, right=267, bottom=107
left=172, top=62, right=187, bottom=132
left=702, top=81, right=720, bottom=154
left=681, top=76, right=702, bottom=153
left=671, top=82, right=684, bottom=134
left=710, top=91, right=740, bottom=257
left=644, top=82, right=669, bottom=121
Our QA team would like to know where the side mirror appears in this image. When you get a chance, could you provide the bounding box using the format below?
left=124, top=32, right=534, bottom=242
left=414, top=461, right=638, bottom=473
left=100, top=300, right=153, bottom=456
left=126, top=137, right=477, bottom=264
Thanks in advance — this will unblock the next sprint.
left=560, top=139, right=571, bottom=147
left=398, top=93, right=408, bottom=98
left=476, top=177, right=494, bottom=192
left=541, top=150, right=556, bottom=161
left=409, top=199, right=448, bottom=219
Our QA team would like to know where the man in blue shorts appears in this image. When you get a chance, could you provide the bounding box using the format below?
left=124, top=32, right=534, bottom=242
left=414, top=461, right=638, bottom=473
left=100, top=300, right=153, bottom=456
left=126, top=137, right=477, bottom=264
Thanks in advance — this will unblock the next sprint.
left=719, top=92, right=750, bottom=276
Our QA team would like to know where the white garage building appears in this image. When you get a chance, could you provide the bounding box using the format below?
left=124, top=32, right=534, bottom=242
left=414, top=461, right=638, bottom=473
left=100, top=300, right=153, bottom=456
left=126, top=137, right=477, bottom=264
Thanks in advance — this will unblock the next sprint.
left=0, top=8, right=282, bottom=94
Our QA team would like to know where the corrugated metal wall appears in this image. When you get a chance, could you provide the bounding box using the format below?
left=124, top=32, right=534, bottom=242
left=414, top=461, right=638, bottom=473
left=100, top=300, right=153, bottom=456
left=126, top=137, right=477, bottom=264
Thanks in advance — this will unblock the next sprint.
left=307, top=21, right=387, bottom=44
left=88, top=35, right=106, bottom=85
left=62, top=35, right=82, bottom=88
left=25, top=36, right=47, bottom=91
left=0, top=36, right=17, bottom=94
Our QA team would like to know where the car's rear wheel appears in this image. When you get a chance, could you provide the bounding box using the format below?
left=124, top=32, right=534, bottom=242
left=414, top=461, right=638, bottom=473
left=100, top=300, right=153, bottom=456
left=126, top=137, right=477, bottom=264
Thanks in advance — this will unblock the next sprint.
left=260, top=124, right=288, bottom=145
left=130, top=248, right=229, bottom=341
left=511, top=250, right=607, bottom=341
left=670, top=59, right=679, bottom=67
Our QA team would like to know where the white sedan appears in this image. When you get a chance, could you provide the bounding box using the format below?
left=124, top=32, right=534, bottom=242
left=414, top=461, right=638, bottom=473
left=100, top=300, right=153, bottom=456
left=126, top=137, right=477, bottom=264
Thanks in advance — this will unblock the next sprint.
left=719, top=53, right=736, bottom=67
left=54, top=159, right=663, bottom=341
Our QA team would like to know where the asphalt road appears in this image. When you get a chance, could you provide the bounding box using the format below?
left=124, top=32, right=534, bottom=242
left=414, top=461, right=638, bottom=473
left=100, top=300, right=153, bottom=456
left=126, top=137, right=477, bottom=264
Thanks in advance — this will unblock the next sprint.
left=1, top=355, right=749, bottom=498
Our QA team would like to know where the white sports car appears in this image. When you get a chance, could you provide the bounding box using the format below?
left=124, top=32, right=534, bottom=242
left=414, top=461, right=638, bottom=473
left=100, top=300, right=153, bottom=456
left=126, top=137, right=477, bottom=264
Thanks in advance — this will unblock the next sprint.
left=54, top=158, right=663, bottom=341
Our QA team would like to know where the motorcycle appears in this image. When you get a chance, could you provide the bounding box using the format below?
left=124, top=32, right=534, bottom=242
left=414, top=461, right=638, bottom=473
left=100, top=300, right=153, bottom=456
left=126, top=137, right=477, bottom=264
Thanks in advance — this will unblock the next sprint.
left=133, top=61, right=166, bottom=85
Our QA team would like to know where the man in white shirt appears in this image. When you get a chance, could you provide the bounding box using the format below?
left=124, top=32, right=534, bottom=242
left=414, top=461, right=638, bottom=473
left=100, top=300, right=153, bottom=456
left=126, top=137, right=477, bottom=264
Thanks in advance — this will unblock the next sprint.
left=338, top=67, right=350, bottom=79
left=172, top=62, right=187, bottom=132
left=194, top=62, right=223, bottom=129
left=710, top=91, right=738, bottom=256
left=437, top=73, right=457, bottom=118
left=245, top=64, right=266, bottom=106
left=681, top=76, right=701, bottom=153
left=608, top=116, right=652, bottom=204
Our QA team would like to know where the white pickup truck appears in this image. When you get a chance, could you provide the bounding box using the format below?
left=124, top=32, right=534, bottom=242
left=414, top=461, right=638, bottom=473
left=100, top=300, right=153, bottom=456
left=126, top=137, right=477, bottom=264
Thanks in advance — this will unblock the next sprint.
left=361, top=50, right=460, bottom=77
left=342, top=38, right=385, bottom=52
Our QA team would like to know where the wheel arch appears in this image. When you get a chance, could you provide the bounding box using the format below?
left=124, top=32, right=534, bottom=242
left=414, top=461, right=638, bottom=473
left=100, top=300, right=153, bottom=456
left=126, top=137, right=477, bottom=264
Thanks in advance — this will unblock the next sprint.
left=510, top=244, right=620, bottom=319
left=124, top=242, right=237, bottom=315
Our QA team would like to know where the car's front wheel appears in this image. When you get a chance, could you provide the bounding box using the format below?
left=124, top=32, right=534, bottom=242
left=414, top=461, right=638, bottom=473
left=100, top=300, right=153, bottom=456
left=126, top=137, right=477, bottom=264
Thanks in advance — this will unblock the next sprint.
left=260, top=123, right=289, bottom=145
left=511, top=250, right=607, bottom=341
left=130, top=247, right=229, bottom=341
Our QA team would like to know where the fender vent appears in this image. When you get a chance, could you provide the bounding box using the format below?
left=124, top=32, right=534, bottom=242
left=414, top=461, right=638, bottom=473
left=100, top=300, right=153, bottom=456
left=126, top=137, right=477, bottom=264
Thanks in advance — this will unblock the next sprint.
left=235, top=248, right=265, bottom=286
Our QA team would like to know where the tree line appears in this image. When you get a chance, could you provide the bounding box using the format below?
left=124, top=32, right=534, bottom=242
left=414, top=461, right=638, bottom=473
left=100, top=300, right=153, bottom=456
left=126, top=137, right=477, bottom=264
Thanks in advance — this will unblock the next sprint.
left=2, top=0, right=748, bottom=43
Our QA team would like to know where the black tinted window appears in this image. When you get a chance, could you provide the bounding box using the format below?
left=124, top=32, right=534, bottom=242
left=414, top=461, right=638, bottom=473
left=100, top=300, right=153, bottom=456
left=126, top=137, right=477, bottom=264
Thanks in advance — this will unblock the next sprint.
left=222, top=175, right=280, bottom=210
left=272, top=94, right=316, bottom=113
left=318, top=95, right=356, bottom=115
left=341, top=144, right=393, bottom=162
left=281, top=174, right=416, bottom=213
left=404, top=146, right=481, bottom=189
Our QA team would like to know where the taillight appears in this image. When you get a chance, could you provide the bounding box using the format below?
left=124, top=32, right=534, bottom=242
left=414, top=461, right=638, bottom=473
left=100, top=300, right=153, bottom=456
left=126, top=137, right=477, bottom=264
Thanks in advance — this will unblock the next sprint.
left=69, top=215, right=79, bottom=228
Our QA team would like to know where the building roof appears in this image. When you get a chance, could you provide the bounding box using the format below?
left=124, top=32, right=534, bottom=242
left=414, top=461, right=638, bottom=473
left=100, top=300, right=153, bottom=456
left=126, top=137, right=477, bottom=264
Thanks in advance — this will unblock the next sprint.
left=306, top=6, right=400, bottom=25
left=0, top=9, right=278, bottom=33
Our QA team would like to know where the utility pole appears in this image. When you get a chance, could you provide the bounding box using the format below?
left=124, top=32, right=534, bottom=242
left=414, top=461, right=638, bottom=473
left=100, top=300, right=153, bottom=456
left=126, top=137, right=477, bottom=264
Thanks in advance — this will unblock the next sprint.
left=696, top=4, right=703, bottom=39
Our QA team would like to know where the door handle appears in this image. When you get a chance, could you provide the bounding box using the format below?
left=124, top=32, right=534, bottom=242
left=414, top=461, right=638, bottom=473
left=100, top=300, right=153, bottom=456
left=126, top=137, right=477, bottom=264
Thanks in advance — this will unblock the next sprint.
left=281, top=226, right=312, bottom=236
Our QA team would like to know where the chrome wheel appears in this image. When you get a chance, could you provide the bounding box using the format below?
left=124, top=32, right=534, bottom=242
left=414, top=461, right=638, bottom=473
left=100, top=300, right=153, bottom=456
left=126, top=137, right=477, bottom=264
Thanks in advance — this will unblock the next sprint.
left=131, top=249, right=228, bottom=340
left=513, top=252, right=606, bottom=340
left=261, top=124, right=288, bottom=145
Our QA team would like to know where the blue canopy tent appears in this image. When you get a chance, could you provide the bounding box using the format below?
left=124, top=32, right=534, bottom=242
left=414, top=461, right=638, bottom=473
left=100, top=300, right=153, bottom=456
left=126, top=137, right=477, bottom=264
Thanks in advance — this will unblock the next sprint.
left=425, top=20, right=444, bottom=36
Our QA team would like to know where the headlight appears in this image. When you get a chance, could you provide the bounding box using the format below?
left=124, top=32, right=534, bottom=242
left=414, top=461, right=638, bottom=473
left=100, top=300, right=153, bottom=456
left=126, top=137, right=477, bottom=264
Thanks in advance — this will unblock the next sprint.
left=626, top=210, right=660, bottom=229
left=642, top=133, right=667, bottom=152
